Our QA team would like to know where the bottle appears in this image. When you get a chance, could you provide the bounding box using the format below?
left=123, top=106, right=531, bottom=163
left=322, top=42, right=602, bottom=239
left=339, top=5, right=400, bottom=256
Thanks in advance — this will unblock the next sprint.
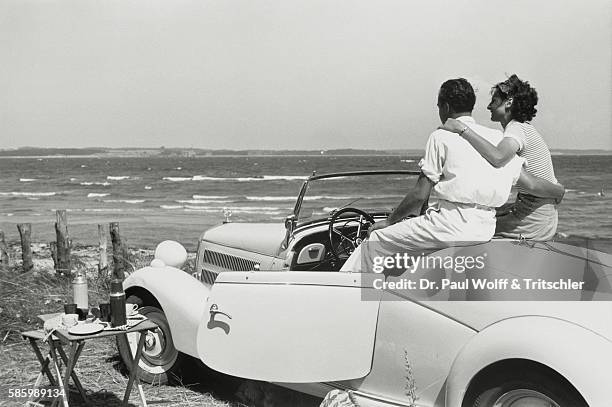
left=110, top=279, right=126, bottom=327
left=72, top=271, right=89, bottom=310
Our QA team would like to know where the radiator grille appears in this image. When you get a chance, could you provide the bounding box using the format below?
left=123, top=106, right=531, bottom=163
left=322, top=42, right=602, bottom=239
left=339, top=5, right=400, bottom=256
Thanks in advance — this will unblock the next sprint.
left=200, top=249, right=259, bottom=284
left=201, top=268, right=218, bottom=286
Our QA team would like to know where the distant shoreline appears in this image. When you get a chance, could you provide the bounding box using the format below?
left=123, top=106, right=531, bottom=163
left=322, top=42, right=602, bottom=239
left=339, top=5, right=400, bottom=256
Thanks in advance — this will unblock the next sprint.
left=0, top=148, right=611, bottom=158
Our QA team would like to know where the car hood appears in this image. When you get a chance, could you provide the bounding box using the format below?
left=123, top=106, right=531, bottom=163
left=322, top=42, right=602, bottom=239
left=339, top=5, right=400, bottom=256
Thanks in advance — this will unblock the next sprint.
left=202, top=222, right=286, bottom=257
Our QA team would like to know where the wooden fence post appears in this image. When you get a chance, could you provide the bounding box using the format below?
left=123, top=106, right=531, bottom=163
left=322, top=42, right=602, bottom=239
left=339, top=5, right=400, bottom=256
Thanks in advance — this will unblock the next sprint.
left=0, top=230, right=9, bottom=269
left=49, top=241, right=58, bottom=273
left=17, top=223, right=33, bottom=272
left=55, top=210, right=71, bottom=275
left=98, top=224, right=108, bottom=277
left=109, top=222, right=129, bottom=280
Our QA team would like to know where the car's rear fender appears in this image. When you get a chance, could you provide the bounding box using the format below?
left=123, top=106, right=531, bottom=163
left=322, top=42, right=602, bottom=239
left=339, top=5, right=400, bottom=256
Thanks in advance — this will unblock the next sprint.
left=124, top=265, right=211, bottom=358
left=445, top=315, right=612, bottom=407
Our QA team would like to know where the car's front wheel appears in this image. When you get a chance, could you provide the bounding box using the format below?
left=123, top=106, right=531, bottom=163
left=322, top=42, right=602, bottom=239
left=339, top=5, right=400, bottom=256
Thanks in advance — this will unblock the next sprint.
left=117, top=304, right=189, bottom=384
left=465, top=367, right=587, bottom=407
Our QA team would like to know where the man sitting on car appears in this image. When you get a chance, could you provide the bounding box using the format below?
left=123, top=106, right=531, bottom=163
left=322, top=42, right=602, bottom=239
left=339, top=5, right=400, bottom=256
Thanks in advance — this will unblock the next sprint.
left=340, top=78, right=564, bottom=273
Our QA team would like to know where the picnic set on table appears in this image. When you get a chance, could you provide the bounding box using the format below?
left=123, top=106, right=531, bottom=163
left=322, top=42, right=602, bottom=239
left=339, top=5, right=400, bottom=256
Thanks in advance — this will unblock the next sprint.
left=45, top=275, right=144, bottom=337
left=21, top=271, right=158, bottom=407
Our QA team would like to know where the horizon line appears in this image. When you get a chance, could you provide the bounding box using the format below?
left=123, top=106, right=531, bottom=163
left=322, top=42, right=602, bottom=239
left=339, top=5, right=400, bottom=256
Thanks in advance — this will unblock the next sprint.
left=1, top=147, right=611, bottom=152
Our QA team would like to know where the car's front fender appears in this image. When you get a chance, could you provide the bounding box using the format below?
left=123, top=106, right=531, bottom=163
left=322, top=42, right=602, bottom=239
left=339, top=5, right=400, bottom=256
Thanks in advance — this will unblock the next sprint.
left=124, top=265, right=211, bottom=358
left=445, top=315, right=612, bottom=407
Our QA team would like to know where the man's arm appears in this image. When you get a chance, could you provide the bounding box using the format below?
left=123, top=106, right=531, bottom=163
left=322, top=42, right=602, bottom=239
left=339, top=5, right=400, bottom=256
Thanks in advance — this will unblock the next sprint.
left=369, top=173, right=434, bottom=235
left=439, top=118, right=518, bottom=167
left=517, top=169, right=565, bottom=201
left=388, top=173, right=434, bottom=223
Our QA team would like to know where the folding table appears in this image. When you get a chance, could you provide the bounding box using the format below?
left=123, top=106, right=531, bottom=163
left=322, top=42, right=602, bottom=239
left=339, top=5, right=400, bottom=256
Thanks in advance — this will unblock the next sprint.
left=23, top=313, right=158, bottom=406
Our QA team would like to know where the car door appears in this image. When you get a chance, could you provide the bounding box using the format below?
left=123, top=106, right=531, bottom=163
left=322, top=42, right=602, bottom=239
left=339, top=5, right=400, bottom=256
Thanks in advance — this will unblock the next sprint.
left=196, top=271, right=382, bottom=383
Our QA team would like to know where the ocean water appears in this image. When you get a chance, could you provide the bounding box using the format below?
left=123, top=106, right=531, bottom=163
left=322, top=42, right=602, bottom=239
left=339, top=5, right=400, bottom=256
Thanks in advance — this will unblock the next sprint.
left=0, top=155, right=610, bottom=250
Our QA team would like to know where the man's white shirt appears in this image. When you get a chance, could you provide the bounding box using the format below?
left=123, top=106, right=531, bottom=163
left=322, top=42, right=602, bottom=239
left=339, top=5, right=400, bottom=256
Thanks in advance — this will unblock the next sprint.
left=419, top=116, right=524, bottom=208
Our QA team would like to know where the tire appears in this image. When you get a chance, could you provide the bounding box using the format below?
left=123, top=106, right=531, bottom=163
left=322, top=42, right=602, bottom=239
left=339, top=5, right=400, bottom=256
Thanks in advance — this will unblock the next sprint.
left=465, top=367, right=588, bottom=407
left=117, top=304, right=189, bottom=384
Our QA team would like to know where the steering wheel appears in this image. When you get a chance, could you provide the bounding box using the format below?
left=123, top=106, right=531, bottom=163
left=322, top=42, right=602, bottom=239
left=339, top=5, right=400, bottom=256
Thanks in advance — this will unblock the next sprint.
left=328, top=207, right=375, bottom=261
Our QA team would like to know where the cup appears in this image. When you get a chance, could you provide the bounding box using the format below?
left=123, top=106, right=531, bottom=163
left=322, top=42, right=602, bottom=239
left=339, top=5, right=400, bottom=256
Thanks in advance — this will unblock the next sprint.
left=64, top=303, right=77, bottom=314
left=77, top=308, right=89, bottom=321
left=125, top=303, right=139, bottom=317
left=62, top=313, right=78, bottom=327
left=90, top=307, right=100, bottom=319
left=99, top=303, right=111, bottom=322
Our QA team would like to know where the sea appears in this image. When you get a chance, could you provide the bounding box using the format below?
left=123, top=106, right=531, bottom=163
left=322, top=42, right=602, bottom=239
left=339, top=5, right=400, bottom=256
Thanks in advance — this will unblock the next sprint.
left=0, top=155, right=610, bottom=251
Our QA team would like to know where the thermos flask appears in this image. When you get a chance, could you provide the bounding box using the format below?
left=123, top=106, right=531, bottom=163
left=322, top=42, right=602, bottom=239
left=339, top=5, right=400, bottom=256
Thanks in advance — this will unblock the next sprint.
left=72, top=271, right=89, bottom=313
left=110, top=279, right=126, bottom=327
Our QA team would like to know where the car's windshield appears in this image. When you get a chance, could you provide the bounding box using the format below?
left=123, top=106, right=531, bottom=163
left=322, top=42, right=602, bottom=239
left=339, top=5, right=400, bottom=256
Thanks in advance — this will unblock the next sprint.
left=297, top=172, right=419, bottom=223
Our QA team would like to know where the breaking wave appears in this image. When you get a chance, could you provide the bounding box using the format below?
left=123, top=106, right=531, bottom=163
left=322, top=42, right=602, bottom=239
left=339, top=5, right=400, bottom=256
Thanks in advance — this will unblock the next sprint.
left=246, top=195, right=352, bottom=201
left=161, top=204, right=289, bottom=215
left=163, top=177, right=192, bottom=182
left=80, top=181, right=111, bottom=186
left=192, top=195, right=230, bottom=199
left=160, top=205, right=184, bottom=210
left=103, top=199, right=146, bottom=204
left=164, top=175, right=307, bottom=182
left=193, top=175, right=306, bottom=182
left=0, top=191, right=56, bottom=197
left=245, top=196, right=295, bottom=201
left=176, top=199, right=234, bottom=204
left=160, top=205, right=285, bottom=215
left=184, top=208, right=285, bottom=215
left=63, top=208, right=152, bottom=213
left=187, top=205, right=283, bottom=211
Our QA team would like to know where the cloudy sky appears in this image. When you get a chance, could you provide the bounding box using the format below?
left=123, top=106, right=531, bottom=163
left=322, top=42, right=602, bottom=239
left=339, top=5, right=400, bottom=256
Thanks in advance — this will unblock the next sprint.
left=1, top=0, right=610, bottom=150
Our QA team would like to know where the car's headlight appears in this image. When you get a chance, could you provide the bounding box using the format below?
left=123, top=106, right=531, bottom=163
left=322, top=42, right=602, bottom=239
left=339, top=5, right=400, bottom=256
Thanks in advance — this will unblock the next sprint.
left=152, top=240, right=188, bottom=268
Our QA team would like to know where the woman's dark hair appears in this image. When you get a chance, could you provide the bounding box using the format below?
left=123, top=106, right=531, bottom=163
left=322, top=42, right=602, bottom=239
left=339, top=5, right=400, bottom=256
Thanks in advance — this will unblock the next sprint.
left=438, top=78, right=476, bottom=113
left=494, top=74, right=538, bottom=122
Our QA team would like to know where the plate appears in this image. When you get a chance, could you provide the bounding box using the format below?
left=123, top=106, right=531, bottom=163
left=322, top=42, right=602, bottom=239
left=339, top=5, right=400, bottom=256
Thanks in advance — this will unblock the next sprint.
left=68, top=322, right=104, bottom=335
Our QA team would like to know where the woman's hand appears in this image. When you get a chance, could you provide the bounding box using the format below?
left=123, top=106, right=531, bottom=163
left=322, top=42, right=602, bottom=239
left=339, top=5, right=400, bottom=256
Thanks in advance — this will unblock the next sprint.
left=497, top=196, right=545, bottom=220
left=496, top=202, right=514, bottom=217
left=438, top=118, right=466, bottom=134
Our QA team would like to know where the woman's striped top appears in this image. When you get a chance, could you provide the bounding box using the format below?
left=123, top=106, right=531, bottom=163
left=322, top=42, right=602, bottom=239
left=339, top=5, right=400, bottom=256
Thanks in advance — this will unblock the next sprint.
left=504, top=120, right=557, bottom=194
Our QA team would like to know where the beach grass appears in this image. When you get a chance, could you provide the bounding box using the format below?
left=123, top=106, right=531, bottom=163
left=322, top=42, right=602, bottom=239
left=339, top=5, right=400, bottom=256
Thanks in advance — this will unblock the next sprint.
left=0, top=243, right=321, bottom=407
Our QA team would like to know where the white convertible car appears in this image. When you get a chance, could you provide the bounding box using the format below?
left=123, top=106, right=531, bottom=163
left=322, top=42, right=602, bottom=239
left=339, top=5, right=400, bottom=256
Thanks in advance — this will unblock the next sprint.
left=120, top=171, right=612, bottom=407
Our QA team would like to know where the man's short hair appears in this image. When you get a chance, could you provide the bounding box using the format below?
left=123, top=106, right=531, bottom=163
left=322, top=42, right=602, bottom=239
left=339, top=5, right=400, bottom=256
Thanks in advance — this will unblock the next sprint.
left=438, top=78, right=476, bottom=113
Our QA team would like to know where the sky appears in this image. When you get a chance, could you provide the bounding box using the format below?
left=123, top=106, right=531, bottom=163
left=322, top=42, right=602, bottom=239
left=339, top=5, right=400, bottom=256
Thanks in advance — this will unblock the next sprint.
left=1, top=0, right=610, bottom=150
